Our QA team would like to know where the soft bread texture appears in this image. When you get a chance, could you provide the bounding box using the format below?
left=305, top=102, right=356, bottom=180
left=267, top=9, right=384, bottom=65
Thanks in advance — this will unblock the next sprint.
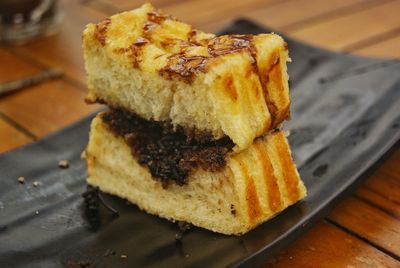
left=85, top=115, right=306, bottom=235
left=83, top=3, right=291, bottom=151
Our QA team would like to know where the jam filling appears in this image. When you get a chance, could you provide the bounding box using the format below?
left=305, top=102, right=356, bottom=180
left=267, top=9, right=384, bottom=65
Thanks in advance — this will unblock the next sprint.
left=102, top=109, right=234, bottom=186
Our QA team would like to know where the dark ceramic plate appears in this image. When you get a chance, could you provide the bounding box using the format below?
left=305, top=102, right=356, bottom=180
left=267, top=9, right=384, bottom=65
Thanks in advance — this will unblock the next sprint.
left=1, top=20, right=399, bottom=268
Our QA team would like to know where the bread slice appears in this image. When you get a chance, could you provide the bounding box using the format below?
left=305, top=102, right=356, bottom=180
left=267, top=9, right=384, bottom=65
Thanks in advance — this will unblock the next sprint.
left=82, top=3, right=291, bottom=151
left=85, top=114, right=306, bottom=235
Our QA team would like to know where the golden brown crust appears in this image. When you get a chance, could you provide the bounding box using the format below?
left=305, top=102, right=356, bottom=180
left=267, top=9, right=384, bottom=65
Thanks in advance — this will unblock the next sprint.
left=88, top=9, right=270, bottom=84
left=83, top=3, right=292, bottom=151
left=258, top=50, right=280, bottom=125
left=254, top=139, right=283, bottom=213
left=234, top=158, right=263, bottom=224
left=274, top=133, right=301, bottom=203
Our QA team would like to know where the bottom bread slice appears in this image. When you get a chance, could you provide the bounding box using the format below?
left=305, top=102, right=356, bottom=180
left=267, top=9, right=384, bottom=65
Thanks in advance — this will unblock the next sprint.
left=85, top=114, right=306, bottom=235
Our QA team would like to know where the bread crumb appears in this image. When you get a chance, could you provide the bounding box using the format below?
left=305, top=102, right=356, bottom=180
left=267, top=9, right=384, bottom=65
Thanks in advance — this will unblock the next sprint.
left=18, top=176, right=25, bottom=184
left=58, top=160, right=70, bottom=169
left=175, top=232, right=183, bottom=243
left=120, top=255, right=127, bottom=259
left=35, top=210, right=39, bottom=215
left=177, top=221, right=191, bottom=232
left=33, top=181, right=40, bottom=187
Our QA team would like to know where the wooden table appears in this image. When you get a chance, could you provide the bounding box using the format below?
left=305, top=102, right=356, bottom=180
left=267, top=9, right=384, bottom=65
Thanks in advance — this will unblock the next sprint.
left=1, top=0, right=399, bottom=267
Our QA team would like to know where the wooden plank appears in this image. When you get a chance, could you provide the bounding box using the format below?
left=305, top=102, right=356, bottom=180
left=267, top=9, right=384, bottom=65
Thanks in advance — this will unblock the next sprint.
left=352, top=148, right=400, bottom=221
left=0, top=118, right=32, bottom=153
left=245, top=0, right=369, bottom=30
left=364, top=171, right=400, bottom=202
left=289, top=1, right=400, bottom=50
left=328, top=196, right=400, bottom=256
left=355, top=187, right=400, bottom=220
left=267, top=221, right=399, bottom=267
left=86, top=0, right=187, bottom=11
left=354, top=149, right=400, bottom=218
left=13, top=0, right=107, bottom=85
left=85, top=0, right=275, bottom=34
left=377, top=149, right=400, bottom=180
left=365, top=148, right=400, bottom=189
left=0, top=48, right=42, bottom=83
left=150, top=0, right=277, bottom=29
left=0, top=80, right=100, bottom=137
left=352, top=35, right=400, bottom=59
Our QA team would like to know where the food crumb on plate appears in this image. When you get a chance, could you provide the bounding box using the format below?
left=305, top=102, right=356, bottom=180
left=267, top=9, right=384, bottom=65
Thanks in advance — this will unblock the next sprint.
left=18, top=176, right=25, bottom=184
left=58, top=160, right=70, bottom=169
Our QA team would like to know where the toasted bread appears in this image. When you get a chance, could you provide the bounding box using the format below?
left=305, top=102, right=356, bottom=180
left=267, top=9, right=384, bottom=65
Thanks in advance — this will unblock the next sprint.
left=85, top=114, right=306, bottom=235
left=83, top=3, right=291, bottom=151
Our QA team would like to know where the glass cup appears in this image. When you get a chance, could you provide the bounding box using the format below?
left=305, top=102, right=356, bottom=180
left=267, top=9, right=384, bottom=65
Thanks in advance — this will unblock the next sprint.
left=0, top=0, right=63, bottom=44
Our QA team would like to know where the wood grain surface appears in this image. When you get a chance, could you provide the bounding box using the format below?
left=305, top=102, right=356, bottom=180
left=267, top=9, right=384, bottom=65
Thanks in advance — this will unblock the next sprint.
left=0, top=0, right=399, bottom=267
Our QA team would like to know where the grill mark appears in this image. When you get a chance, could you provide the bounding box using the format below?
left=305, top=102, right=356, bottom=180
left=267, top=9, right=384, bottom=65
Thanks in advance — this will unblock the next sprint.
left=143, top=21, right=158, bottom=32
left=254, top=140, right=283, bottom=213
left=274, top=133, right=300, bottom=203
left=215, top=35, right=263, bottom=137
left=222, top=74, right=238, bottom=101
left=142, top=20, right=158, bottom=42
left=134, top=9, right=170, bottom=59
left=130, top=42, right=145, bottom=68
left=135, top=11, right=167, bottom=68
left=143, top=9, right=174, bottom=39
left=246, top=65, right=272, bottom=138
left=93, top=18, right=111, bottom=46
left=113, top=46, right=143, bottom=68
left=235, top=159, right=262, bottom=224
left=159, top=54, right=208, bottom=83
left=208, top=35, right=255, bottom=59
left=257, top=50, right=281, bottom=127
left=160, top=35, right=256, bottom=83
left=147, top=10, right=170, bottom=24
left=268, top=56, right=290, bottom=126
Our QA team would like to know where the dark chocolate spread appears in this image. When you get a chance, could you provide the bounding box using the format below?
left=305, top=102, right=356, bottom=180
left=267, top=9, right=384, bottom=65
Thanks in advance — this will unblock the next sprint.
left=102, top=109, right=234, bottom=186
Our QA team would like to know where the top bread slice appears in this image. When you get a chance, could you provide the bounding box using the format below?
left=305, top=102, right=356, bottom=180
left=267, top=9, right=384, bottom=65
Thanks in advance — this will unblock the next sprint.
left=83, top=3, right=291, bottom=151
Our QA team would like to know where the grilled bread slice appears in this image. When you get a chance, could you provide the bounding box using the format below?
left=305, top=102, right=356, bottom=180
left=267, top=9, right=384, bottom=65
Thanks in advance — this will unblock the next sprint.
left=83, top=3, right=291, bottom=151
left=85, top=114, right=306, bottom=235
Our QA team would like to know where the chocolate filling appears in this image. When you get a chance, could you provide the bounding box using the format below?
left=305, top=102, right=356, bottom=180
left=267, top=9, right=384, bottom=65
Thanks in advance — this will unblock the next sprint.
left=102, top=109, right=234, bottom=186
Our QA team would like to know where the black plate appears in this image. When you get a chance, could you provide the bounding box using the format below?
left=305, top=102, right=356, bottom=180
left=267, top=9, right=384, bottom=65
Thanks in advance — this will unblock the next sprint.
left=1, top=20, right=399, bottom=268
